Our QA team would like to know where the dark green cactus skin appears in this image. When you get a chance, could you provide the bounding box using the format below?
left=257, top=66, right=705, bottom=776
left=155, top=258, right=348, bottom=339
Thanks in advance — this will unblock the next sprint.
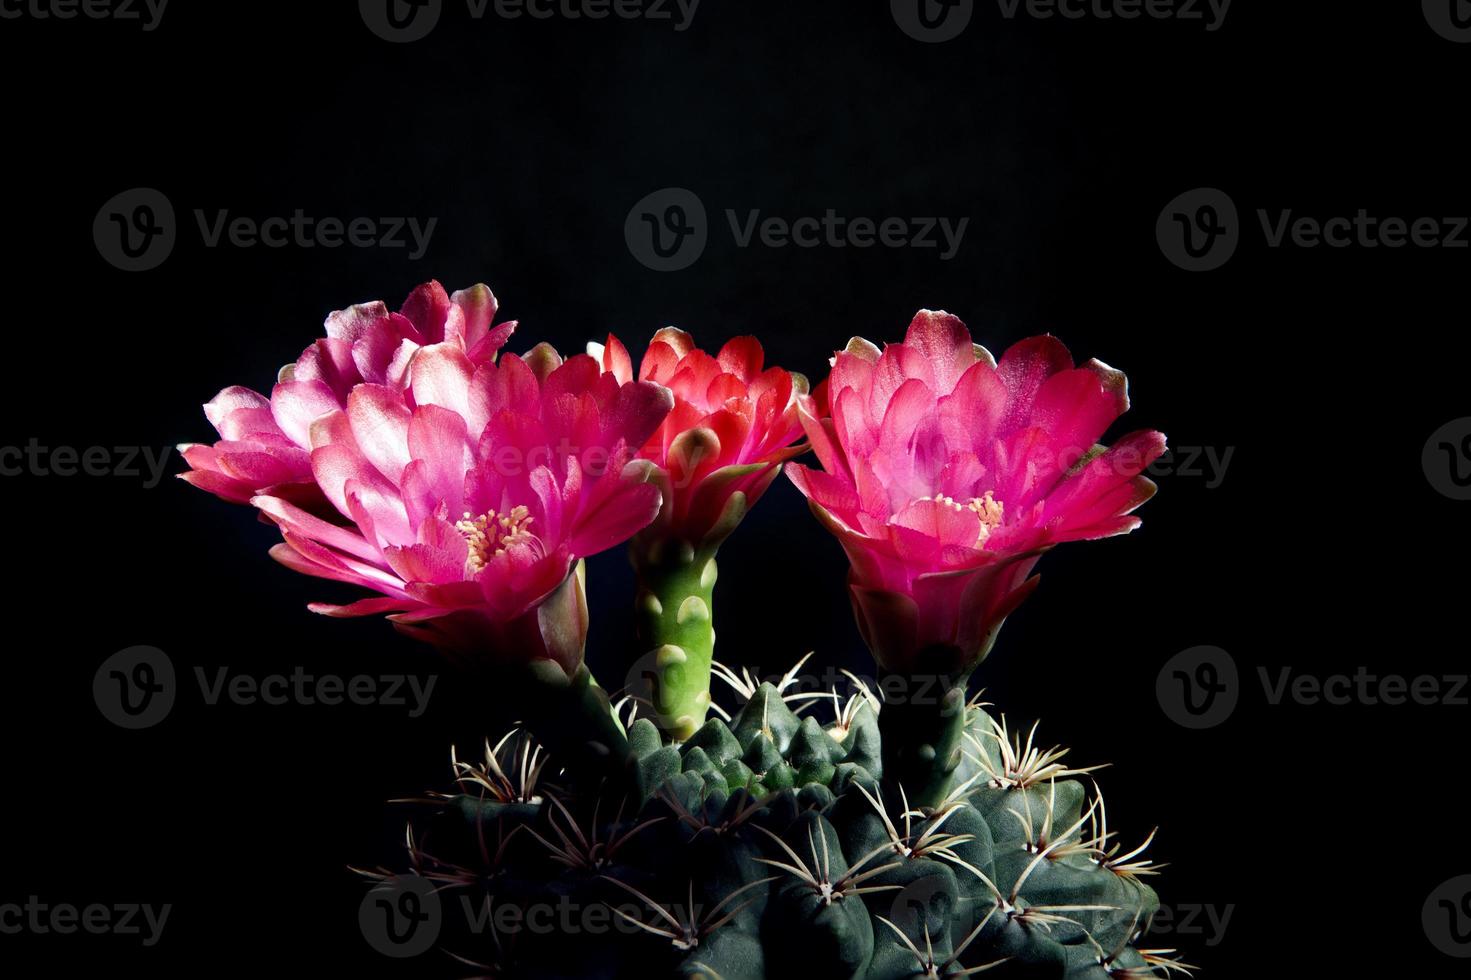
left=875, top=671, right=972, bottom=810
left=384, top=686, right=1171, bottom=979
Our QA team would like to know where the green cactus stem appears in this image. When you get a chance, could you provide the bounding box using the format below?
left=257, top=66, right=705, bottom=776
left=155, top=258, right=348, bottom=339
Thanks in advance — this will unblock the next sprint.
left=471, top=657, right=631, bottom=793
left=629, top=536, right=720, bottom=741
left=454, top=560, right=631, bottom=791
left=517, top=659, right=631, bottom=789
left=876, top=667, right=973, bottom=810
left=386, top=671, right=1180, bottom=979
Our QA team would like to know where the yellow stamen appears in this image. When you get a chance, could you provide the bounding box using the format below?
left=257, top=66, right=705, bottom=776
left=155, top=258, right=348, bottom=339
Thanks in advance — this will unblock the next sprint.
left=967, top=490, right=1005, bottom=545
left=455, top=505, right=534, bottom=574
left=918, top=490, right=1005, bottom=548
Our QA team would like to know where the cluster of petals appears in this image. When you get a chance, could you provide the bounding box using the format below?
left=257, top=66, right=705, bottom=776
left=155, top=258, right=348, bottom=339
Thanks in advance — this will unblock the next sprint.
left=181, top=281, right=516, bottom=509
left=183, top=286, right=1165, bottom=676
left=183, top=283, right=674, bottom=668
left=592, top=328, right=807, bottom=550
left=787, top=311, right=1166, bottom=673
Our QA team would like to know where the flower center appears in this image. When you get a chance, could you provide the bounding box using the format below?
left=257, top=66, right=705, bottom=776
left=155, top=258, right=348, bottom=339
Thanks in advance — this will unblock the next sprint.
left=922, top=490, right=1005, bottom=547
left=456, top=505, right=535, bottom=574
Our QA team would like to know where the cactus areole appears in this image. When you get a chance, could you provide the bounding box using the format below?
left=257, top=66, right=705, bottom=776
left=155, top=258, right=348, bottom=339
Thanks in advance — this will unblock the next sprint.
left=186, top=284, right=1180, bottom=977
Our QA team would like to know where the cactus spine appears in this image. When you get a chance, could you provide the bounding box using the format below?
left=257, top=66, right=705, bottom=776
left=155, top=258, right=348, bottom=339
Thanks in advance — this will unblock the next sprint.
left=369, top=672, right=1189, bottom=979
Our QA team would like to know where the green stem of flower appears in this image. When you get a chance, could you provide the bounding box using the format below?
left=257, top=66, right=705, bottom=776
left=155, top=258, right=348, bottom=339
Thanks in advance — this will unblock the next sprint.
left=629, top=538, right=718, bottom=741
left=503, top=660, right=631, bottom=793
left=877, top=669, right=973, bottom=810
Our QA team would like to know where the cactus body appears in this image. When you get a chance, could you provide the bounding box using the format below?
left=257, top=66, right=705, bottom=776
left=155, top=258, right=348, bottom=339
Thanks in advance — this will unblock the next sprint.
left=376, top=682, right=1179, bottom=979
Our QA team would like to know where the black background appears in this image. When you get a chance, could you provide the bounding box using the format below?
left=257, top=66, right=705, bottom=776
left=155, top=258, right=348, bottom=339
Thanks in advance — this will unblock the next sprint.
left=2, top=0, right=1467, bottom=975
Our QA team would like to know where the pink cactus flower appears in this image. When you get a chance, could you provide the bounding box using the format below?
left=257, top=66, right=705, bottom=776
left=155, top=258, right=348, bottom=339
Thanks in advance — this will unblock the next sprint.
left=246, top=342, right=673, bottom=672
left=180, top=281, right=516, bottom=510
left=592, top=328, right=807, bottom=550
left=787, top=311, right=1166, bottom=676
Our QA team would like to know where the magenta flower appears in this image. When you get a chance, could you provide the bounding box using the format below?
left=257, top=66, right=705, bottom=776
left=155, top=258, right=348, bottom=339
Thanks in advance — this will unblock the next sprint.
left=180, top=281, right=515, bottom=510
left=246, top=343, right=674, bottom=673
left=181, top=280, right=675, bottom=675
left=592, top=328, right=807, bottom=550
left=788, top=311, right=1166, bottom=676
